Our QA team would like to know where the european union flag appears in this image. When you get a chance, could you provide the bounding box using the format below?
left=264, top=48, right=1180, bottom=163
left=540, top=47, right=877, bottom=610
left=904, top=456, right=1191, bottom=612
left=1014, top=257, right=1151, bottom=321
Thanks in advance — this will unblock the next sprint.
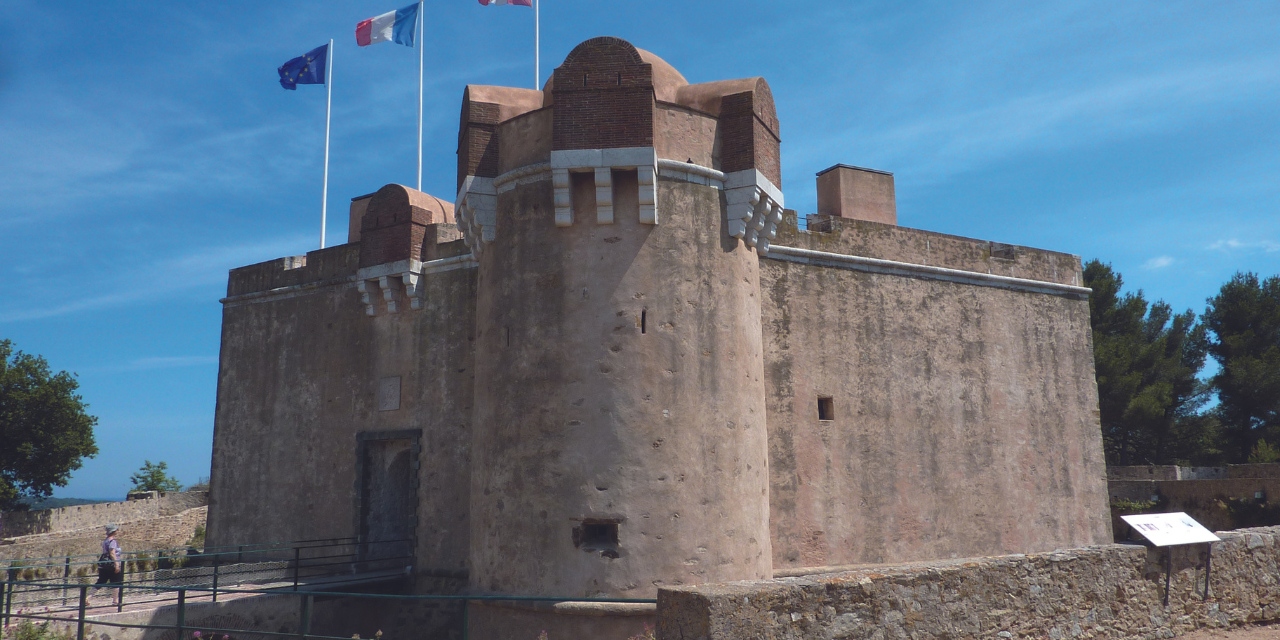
left=278, top=44, right=328, bottom=90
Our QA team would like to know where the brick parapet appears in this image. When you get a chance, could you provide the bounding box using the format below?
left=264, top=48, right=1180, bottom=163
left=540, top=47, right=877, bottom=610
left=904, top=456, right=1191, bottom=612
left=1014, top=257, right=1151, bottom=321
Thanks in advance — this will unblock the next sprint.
left=772, top=211, right=1083, bottom=287
left=227, top=244, right=359, bottom=298
left=719, top=81, right=781, bottom=188
left=658, top=527, right=1280, bottom=639
left=552, top=37, right=655, bottom=151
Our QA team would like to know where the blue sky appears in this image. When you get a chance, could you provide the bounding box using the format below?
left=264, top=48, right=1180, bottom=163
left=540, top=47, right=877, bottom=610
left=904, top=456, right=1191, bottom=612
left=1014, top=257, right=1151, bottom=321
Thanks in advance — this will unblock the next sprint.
left=1, top=1, right=1277, bottom=499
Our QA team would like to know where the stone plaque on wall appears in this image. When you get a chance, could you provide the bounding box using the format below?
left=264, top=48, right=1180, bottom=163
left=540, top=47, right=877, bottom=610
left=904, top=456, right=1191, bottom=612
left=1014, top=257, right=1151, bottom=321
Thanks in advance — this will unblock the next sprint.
left=378, top=376, right=401, bottom=412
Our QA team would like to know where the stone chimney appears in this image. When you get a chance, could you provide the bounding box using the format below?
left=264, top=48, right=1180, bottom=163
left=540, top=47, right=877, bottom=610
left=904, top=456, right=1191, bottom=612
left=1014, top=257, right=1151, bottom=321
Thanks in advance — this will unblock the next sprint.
left=815, top=164, right=896, bottom=225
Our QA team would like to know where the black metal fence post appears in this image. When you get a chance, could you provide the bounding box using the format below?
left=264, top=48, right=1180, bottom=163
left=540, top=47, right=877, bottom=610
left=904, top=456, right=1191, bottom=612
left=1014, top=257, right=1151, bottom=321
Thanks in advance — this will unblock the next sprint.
left=298, top=594, right=313, bottom=640
left=212, top=558, right=220, bottom=603
left=4, top=578, right=14, bottom=629
left=237, top=545, right=244, bottom=563
left=62, top=556, right=71, bottom=606
left=292, top=547, right=301, bottom=591
left=176, top=588, right=187, bottom=640
left=76, top=585, right=88, bottom=640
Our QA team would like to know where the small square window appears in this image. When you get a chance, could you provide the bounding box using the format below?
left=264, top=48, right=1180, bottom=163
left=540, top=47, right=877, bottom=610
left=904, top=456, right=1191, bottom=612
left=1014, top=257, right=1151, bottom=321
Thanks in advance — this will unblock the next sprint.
left=817, top=397, right=835, bottom=421
left=573, top=519, right=621, bottom=559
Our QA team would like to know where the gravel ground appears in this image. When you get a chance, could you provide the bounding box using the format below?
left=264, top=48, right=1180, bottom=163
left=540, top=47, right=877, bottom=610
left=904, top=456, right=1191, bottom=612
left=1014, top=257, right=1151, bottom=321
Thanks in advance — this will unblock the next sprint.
left=1179, top=622, right=1280, bottom=639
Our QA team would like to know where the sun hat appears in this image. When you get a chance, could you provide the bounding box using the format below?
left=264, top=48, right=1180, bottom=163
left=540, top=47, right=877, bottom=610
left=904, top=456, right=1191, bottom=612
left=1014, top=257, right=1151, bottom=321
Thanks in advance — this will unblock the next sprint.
left=105, top=523, right=119, bottom=534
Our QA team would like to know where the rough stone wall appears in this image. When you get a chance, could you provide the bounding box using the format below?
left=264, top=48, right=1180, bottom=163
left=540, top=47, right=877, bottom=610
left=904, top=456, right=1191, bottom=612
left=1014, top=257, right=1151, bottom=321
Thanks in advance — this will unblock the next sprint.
left=1, top=506, right=206, bottom=563
left=2, top=492, right=208, bottom=540
left=762, top=214, right=1109, bottom=568
left=207, top=241, right=476, bottom=577
left=658, top=527, right=1280, bottom=640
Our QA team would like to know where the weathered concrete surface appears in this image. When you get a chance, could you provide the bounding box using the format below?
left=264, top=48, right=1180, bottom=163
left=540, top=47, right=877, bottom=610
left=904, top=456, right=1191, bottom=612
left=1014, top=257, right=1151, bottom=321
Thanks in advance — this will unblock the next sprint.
left=468, top=177, right=772, bottom=598
left=763, top=214, right=1109, bottom=568
left=207, top=238, right=476, bottom=578
left=657, top=527, right=1280, bottom=640
left=468, top=601, right=655, bottom=640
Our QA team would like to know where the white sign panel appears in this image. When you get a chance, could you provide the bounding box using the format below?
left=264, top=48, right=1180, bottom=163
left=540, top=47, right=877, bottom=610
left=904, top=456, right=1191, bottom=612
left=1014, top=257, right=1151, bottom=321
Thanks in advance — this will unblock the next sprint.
left=1120, top=512, right=1221, bottom=547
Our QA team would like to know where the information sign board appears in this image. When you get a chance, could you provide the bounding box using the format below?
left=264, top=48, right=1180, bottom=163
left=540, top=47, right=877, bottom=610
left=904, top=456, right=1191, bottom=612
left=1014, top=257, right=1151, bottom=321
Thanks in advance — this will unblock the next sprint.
left=1120, top=512, right=1221, bottom=547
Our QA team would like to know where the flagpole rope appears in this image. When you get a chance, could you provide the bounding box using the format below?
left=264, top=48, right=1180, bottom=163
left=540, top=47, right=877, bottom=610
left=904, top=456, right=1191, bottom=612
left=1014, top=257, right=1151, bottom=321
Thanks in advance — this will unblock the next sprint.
left=321, top=39, right=333, bottom=250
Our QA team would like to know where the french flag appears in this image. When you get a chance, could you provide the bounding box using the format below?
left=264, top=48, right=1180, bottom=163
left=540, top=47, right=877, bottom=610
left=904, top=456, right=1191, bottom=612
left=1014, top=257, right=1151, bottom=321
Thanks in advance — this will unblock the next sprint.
left=479, top=0, right=532, bottom=5
left=356, top=3, right=420, bottom=47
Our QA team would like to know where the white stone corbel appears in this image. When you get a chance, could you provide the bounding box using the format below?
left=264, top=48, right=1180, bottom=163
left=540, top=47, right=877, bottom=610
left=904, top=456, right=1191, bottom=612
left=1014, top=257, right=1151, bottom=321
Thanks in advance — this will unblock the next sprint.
left=595, top=167, right=613, bottom=224
left=725, top=169, right=785, bottom=255
left=379, top=275, right=399, bottom=314
left=355, top=259, right=423, bottom=317
left=552, top=168, right=573, bottom=227
left=455, top=176, right=497, bottom=254
left=637, top=165, right=656, bottom=224
left=402, top=273, right=422, bottom=310
left=356, top=280, right=377, bottom=316
left=550, top=147, right=657, bottom=226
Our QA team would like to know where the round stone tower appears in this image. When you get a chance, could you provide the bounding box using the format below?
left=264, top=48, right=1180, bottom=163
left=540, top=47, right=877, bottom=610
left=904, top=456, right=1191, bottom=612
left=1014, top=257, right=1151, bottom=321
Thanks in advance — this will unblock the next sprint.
left=460, top=37, right=783, bottom=601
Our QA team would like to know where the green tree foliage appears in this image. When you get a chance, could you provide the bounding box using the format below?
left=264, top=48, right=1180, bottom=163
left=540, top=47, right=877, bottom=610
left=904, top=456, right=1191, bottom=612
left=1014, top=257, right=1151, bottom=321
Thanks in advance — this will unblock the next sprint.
left=1201, top=272, right=1280, bottom=461
left=1248, top=440, right=1280, bottom=464
left=130, top=460, right=183, bottom=493
left=1084, top=261, right=1215, bottom=465
left=0, top=340, right=99, bottom=511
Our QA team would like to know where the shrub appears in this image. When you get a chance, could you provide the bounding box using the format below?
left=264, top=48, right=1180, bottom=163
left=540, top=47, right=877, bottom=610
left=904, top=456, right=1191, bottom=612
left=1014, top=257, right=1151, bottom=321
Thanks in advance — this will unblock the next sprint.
left=4, top=619, right=73, bottom=640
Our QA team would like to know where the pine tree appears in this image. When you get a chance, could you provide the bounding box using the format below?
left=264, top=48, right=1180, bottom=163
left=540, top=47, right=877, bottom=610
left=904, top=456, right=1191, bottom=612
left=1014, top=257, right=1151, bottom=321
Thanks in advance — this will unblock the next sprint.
left=1084, top=261, right=1215, bottom=465
left=1202, top=272, right=1280, bottom=461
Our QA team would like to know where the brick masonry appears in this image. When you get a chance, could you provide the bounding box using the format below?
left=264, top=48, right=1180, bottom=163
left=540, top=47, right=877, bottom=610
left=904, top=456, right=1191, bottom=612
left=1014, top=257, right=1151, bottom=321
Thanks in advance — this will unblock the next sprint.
left=552, top=37, right=656, bottom=151
left=657, top=526, right=1280, bottom=640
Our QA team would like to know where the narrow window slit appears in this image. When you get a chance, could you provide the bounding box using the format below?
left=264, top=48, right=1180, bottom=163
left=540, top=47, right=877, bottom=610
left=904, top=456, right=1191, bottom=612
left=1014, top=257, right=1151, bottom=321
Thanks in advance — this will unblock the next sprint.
left=818, top=396, right=835, bottom=421
left=505, top=327, right=511, bottom=347
left=641, top=310, right=646, bottom=334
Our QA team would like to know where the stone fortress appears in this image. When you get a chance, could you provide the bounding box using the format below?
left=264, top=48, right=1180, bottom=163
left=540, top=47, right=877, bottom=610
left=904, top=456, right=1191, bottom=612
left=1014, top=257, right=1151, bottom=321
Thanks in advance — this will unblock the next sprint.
left=207, top=37, right=1111, bottom=637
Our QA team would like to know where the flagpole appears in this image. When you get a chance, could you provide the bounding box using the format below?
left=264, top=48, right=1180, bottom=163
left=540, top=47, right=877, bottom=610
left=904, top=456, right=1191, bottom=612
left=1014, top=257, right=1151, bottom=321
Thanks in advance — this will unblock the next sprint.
left=417, top=0, right=424, bottom=191
left=534, top=0, right=539, bottom=89
left=321, top=38, right=333, bottom=250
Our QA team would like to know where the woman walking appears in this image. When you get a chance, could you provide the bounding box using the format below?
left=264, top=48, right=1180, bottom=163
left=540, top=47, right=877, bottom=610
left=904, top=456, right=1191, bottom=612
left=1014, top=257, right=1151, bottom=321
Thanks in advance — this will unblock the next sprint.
left=93, top=523, right=123, bottom=606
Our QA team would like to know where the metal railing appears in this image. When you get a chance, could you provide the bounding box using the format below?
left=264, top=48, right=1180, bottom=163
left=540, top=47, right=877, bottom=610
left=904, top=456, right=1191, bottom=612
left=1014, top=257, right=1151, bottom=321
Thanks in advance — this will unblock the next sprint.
left=1, top=537, right=415, bottom=614
left=0, top=581, right=657, bottom=640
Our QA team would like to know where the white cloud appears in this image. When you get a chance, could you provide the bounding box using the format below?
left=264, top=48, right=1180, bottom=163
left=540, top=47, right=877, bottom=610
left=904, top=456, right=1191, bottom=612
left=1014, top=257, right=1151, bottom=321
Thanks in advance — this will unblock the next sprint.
left=1143, top=256, right=1174, bottom=270
left=1208, top=239, right=1280, bottom=253
left=0, top=234, right=312, bottom=323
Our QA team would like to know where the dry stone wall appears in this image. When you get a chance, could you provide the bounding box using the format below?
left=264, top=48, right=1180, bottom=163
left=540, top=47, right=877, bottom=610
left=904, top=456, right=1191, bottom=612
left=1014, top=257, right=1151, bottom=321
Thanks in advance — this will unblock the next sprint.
left=1, top=507, right=207, bottom=563
left=657, top=526, right=1280, bottom=640
left=2, top=492, right=208, bottom=539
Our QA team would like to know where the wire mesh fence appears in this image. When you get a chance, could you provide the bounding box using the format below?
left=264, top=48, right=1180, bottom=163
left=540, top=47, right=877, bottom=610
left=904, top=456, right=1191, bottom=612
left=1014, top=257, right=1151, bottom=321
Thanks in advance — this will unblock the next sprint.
left=2, top=538, right=413, bottom=614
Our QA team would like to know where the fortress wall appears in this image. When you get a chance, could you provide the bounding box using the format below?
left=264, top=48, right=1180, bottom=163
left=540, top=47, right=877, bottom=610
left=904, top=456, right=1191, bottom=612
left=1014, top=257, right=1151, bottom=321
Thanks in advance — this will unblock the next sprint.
left=2, top=492, right=208, bottom=539
left=658, top=528, right=1280, bottom=640
left=468, top=177, right=772, bottom=598
left=795, top=215, right=1083, bottom=287
left=207, top=245, right=476, bottom=576
left=761, top=218, right=1109, bottom=569
left=654, top=103, right=719, bottom=168
left=497, top=107, right=552, bottom=173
